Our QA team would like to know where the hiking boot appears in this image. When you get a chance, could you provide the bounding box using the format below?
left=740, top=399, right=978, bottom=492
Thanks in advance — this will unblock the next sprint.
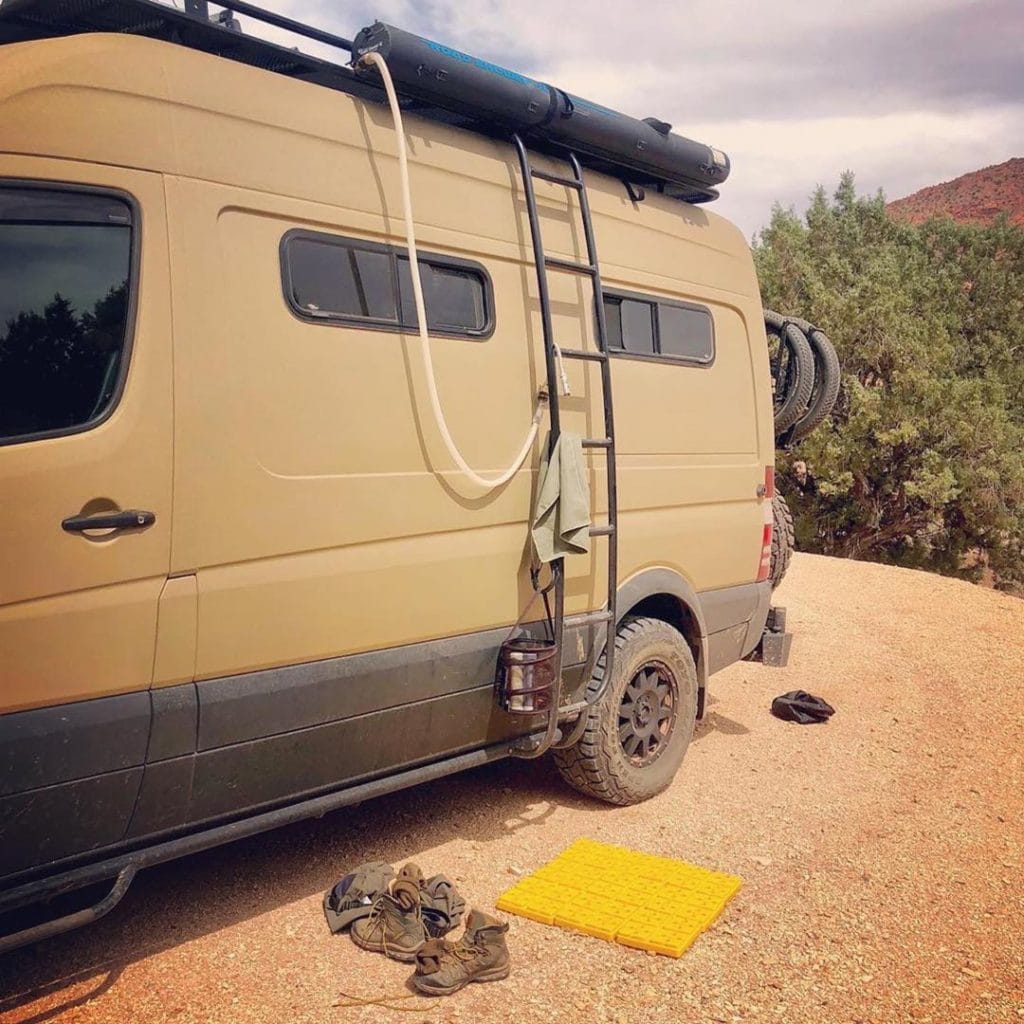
left=412, top=909, right=510, bottom=996
left=350, top=892, right=427, bottom=962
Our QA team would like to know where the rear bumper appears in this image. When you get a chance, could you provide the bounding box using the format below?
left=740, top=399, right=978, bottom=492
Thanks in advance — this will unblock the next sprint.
left=701, top=580, right=772, bottom=677
left=744, top=606, right=792, bottom=667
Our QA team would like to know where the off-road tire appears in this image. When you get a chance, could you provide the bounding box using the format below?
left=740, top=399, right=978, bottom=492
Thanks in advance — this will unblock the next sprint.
left=770, top=492, right=795, bottom=589
left=765, top=312, right=815, bottom=436
left=553, top=617, right=698, bottom=806
left=789, top=326, right=841, bottom=443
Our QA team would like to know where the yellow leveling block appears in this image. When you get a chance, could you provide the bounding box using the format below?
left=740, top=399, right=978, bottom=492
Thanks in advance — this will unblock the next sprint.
left=496, top=838, right=741, bottom=957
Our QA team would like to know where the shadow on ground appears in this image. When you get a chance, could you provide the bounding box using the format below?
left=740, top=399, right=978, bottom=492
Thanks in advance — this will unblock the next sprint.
left=0, top=706, right=748, bottom=1022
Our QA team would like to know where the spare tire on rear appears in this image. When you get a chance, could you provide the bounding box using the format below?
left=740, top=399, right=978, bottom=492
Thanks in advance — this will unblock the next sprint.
left=788, top=322, right=841, bottom=444
left=764, top=310, right=814, bottom=436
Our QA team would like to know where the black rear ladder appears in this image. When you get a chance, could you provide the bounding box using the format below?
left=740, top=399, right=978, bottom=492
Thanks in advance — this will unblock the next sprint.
left=510, top=135, right=618, bottom=758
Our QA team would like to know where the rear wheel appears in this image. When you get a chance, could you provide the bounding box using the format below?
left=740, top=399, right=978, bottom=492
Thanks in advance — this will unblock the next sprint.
left=553, top=617, right=698, bottom=805
left=770, top=492, right=795, bottom=589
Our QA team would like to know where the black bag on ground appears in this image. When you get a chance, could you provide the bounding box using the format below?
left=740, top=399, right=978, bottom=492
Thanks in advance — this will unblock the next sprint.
left=771, top=690, right=835, bottom=725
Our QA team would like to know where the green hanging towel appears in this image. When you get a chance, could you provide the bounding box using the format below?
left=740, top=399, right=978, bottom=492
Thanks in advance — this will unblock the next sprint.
left=531, top=432, right=592, bottom=563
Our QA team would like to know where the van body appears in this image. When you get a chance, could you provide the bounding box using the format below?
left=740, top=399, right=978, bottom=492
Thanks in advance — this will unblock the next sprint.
left=0, top=29, right=774, bottom=905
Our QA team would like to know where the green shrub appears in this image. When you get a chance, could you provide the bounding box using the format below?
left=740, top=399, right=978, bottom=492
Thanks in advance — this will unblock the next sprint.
left=754, top=173, right=1024, bottom=590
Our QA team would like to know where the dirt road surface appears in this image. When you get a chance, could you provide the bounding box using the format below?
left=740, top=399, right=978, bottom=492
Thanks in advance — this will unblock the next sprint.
left=2, top=553, right=1023, bottom=1024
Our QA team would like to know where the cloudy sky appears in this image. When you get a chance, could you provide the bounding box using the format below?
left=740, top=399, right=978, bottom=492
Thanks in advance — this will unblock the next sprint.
left=228, top=0, right=1022, bottom=239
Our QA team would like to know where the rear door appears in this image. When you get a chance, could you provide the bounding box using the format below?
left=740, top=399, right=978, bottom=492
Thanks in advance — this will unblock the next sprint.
left=0, top=165, right=173, bottom=880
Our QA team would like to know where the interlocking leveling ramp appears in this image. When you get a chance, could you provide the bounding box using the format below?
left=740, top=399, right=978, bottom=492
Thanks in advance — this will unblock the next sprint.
left=496, top=838, right=741, bottom=958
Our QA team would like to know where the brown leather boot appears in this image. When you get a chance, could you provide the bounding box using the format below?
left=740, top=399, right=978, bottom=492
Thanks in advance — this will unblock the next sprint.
left=411, top=909, right=511, bottom=995
left=350, top=891, right=427, bottom=962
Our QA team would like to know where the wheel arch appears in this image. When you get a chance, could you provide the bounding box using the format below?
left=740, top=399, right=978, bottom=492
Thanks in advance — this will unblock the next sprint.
left=613, top=568, right=708, bottom=717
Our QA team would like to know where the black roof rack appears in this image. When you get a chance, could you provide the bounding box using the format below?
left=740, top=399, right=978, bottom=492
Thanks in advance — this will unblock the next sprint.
left=0, top=0, right=729, bottom=204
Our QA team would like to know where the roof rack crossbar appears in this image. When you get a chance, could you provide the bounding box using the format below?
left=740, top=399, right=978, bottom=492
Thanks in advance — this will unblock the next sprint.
left=189, top=0, right=353, bottom=53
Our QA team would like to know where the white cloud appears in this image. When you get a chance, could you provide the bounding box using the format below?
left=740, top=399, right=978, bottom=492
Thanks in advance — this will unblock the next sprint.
left=693, top=107, right=1024, bottom=239
left=197, top=0, right=1024, bottom=236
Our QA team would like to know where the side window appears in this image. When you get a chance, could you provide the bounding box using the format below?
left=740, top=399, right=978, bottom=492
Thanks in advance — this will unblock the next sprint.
left=0, top=186, right=134, bottom=445
left=397, top=260, right=488, bottom=333
left=603, top=296, right=654, bottom=355
left=602, top=296, right=651, bottom=356
left=286, top=237, right=397, bottom=321
left=620, top=299, right=656, bottom=355
left=603, top=296, right=623, bottom=349
left=657, top=303, right=714, bottom=363
left=603, top=290, right=715, bottom=365
left=282, top=231, right=492, bottom=338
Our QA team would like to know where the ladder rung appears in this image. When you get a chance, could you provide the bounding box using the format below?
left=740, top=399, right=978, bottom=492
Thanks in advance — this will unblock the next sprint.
left=531, top=169, right=584, bottom=190
left=564, top=610, right=614, bottom=629
left=559, top=348, right=607, bottom=362
left=581, top=438, right=612, bottom=449
left=589, top=524, right=615, bottom=537
left=544, top=257, right=597, bottom=276
left=558, top=700, right=589, bottom=719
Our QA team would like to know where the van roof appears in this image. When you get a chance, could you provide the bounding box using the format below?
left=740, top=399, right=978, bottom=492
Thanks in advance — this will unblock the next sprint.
left=0, top=0, right=727, bottom=203
left=0, top=29, right=754, bottom=294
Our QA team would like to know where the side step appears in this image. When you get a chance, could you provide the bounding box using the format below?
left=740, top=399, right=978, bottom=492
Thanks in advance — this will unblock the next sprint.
left=0, top=865, right=136, bottom=956
left=0, top=742, right=510, bottom=953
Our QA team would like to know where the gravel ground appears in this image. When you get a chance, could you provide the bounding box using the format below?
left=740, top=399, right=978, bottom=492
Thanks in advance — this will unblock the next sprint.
left=2, top=552, right=1023, bottom=1024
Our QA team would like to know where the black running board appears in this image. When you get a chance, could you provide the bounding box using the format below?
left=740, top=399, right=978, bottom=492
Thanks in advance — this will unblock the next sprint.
left=0, top=742, right=510, bottom=953
left=0, top=865, right=137, bottom=956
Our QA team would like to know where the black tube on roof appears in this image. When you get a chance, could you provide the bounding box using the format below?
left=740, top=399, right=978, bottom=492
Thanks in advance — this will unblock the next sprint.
left=352, top=21, right=730, bottom=198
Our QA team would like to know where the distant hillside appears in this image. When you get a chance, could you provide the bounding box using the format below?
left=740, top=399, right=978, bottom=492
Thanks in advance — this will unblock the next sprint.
left=887, top=158, right=1024, bottom=226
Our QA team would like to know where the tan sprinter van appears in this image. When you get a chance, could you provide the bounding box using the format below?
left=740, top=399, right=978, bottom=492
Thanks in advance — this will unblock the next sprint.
left=0, top=0, right=784, bottom=948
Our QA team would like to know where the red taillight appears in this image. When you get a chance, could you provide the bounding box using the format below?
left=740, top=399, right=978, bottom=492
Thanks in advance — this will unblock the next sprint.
left=757, top=523, right=773, bottom=581
left=757, top=466, right=774, bottom=582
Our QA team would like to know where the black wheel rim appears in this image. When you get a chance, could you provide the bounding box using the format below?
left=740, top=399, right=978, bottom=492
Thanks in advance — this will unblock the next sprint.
left=618, top=660, right=678, bottom=767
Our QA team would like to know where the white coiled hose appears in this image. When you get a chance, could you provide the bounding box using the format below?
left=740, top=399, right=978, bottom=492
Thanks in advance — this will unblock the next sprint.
left=360, top=49, right=546, bottom=490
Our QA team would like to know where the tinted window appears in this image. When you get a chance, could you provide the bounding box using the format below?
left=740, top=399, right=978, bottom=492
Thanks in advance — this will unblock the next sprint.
left=0, top=188, right=133, bottom=443
left=286, top=237, right=397, bottom=321
left=283, top=232, right=491, bottom=337
left=602, top=297, right=623, bottom=349
left=658, top=303, right=714, bottom=362
left=620, top=299, right=655, bottom=355
left=398, top=260, right=487, bottom=332
left=603, top=290, right=715, bottom=364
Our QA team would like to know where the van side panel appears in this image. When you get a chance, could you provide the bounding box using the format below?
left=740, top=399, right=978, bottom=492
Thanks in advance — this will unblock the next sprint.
left=165, top=180, right=767, bottom=681
left=165, top=176, right=550, bottom=677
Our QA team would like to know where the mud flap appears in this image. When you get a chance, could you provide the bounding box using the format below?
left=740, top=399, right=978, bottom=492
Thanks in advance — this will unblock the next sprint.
left=747, top=606, right=792, bottom=668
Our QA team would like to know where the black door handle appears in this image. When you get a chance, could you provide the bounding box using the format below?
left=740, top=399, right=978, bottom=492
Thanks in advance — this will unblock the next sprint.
left=62, top=509, right=156, bottom=533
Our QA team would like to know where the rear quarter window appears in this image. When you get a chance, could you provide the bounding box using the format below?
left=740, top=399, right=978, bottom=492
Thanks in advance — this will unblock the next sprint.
left=602, top=290, right=715, bottom=366
left=657, top=303, right=715, bottom=363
